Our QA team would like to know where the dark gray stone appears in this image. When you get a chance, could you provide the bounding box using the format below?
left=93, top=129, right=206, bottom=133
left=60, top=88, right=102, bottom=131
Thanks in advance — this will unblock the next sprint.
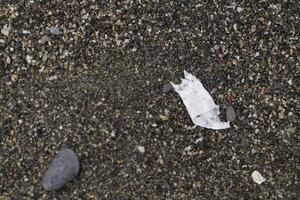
left=272, top=82, right=287, bottom=90
left=163, top=83, right=174, bottom=93
left=42, top=148, right=80, bottom=191
left=226, top=106, right=236, bottom=122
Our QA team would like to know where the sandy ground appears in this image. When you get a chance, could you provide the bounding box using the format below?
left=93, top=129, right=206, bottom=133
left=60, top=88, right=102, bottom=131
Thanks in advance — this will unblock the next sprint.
left=0, top=1, right=299, bottom=199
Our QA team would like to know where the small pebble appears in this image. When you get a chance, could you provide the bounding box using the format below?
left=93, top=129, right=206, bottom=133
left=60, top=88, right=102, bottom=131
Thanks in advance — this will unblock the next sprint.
left=39, top=35, right=49, bottom=44
left=252, top=170, right=266, bottom=185
left=6, top=56, right=11, bottom=64
left=159, top=114, right=169, bottom=121
left=286, top=127, right=296, bottom=134
left=237, top=7, right=244, bottom=12
left=48, top=75, right=57, bottom=81
left=1, top=24, right=10, bottom=36
left=49, top=27, right=61, bottom=35
left=26, top=55, right=33, bottom=64
left=42, top=148, right=80, bottom=191
left=226, top=106, right=236, bottom=122
left=137, top=146, right=145, bottom=153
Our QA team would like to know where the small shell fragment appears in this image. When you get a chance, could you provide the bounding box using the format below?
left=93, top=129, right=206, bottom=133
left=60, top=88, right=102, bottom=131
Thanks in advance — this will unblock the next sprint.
left=251, top=170, right=266, bottom=184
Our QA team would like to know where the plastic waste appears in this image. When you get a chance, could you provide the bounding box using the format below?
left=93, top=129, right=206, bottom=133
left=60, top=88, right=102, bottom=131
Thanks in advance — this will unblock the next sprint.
left=171, top=71, right=230, bottom=130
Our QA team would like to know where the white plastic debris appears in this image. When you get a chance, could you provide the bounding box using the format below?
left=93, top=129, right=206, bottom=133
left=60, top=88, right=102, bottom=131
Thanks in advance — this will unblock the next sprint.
left=251, top=170, right=266, bottom=184
left=171, top=71, right=230, bottom=130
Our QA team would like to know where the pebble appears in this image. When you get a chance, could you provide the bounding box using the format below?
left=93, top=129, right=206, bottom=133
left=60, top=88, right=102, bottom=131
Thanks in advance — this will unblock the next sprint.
left=49, top=27, right=61, bottom=35
left=236, top=7, right=244, bottom=12
left=251, top=170, right=266, bottom=185
left=48, top=75, right=58, bottom=81
left=163, top=83, right=174, bottom=93
left=159, top=114, right=169, bottom=121
left=42, top=148, right=80, bottom=191
left=6, top=56, right=11, bottom=64
left=226, top=106, right=236, bottom=122
left=26, top=55, right=32, bottom=64
left=1, top=24, right=10, bottom=36
left=137, top=146, right=145, bottom=153
left=39, top=35, right=49, bottom=44
left=286, top=127, right=296, bottom=134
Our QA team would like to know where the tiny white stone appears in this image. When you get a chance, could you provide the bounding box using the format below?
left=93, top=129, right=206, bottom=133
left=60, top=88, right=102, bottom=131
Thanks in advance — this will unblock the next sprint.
left=6, top=56, right=11, bottom=64
left=237, top=7, right=244, bottom=12
left=110, top=131, right=116, bottom=137
left=48, top=75, right=57, bottom=81
left=137, top=146, right=145, bottom=153
left=22, top=30, right=30, bottom=34
left=82, top=14, right=89, bottom=20
left=158, top=158, right=164, bottom=165
left=26, top=55, right=32, bottom=64
left=1, top=24, right=10, bottom=36
left=252, top=170, right=266, bottom=184
left=233, top=24, right=238, bottom=31
left=195, top=137, right=204, bottom=143
left=288, top=79, right=292, bottom=85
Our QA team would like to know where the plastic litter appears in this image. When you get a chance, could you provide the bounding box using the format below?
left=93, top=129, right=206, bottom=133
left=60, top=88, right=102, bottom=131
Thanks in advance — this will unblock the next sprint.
left=171, top=71, right=230, bottom=130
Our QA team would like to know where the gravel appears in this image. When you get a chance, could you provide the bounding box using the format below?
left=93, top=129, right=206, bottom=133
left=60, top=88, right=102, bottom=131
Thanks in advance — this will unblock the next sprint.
left=0, top=1, right=299, bottom=199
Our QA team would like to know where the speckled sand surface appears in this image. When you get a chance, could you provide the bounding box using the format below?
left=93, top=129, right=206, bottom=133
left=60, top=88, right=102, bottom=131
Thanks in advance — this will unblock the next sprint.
left=0, top=1, right=299, bottom=199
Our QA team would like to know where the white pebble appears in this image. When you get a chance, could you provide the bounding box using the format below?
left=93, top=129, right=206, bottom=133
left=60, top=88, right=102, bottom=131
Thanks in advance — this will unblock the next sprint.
left=1, top=24, right=10, bottom=36
left=233, top=24, right=238, bottom=31
left=237, top=7, right=244, bottom=12
left=110, top=131, right=116, bottom=137
left=137, top=146, right=145, bottom=153
left=252, top=170, right=266, bottom=184
left=26, top=55, right=33, bottom=64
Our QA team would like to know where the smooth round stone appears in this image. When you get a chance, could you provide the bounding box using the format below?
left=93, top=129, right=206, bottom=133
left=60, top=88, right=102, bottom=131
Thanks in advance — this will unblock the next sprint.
left=42, top=148, right=80, bottom=191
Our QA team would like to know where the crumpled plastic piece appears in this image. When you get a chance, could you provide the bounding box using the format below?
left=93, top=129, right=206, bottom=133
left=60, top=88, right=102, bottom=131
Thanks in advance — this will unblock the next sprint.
left=171, top=71, right=230, bottom=130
